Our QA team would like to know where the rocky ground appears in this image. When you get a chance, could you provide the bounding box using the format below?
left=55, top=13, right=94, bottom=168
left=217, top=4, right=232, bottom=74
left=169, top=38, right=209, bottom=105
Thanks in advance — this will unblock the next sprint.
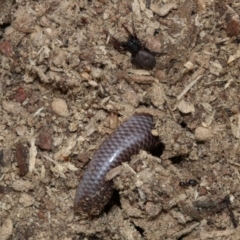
left=1, top=0, right=240, bottom=239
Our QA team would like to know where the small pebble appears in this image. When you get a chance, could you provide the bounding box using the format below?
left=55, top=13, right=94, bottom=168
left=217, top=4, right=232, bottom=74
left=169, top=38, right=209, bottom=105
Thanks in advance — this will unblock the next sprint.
left=226, top=16, right=240, bottom=37
left=19, top=193, right=35, bottom=207
left=154, top=70, right=166, bottom=82
left=178, top=100, right=195, bottom=114
left=0, top=218, right=13, bottom=240
left=38, top=211, right=46, bottom=219
left=0, top=41, right=13, bottom=57
left=195, top=126, right=213, bottom=141
left=36, top=131, right=52, bottom=151
left=148, top=83, right=165, bottom=108
left=199, top=186, right=208, bottom=196
left=69, top=122, right=78, bottom=132
left=51, top=98, right=69, bottom=117
left=80, top=72, right=90, bottom=80
left=151, top=129, right=158, bottom=136
left=184, top=61, right=194, bottom=71
left=12, top=180, right=33, bottom=192
left=15, top=87, right=27, bottom=103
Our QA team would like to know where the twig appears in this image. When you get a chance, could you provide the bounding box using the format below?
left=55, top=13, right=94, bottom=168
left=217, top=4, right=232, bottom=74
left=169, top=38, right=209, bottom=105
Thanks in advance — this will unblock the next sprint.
left=177, top=75, right=202, bottom=100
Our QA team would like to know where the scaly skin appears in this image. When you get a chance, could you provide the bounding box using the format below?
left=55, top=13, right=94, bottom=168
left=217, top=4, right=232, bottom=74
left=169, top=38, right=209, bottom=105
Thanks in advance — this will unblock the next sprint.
left=74, top=113, right=158, bottom=216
